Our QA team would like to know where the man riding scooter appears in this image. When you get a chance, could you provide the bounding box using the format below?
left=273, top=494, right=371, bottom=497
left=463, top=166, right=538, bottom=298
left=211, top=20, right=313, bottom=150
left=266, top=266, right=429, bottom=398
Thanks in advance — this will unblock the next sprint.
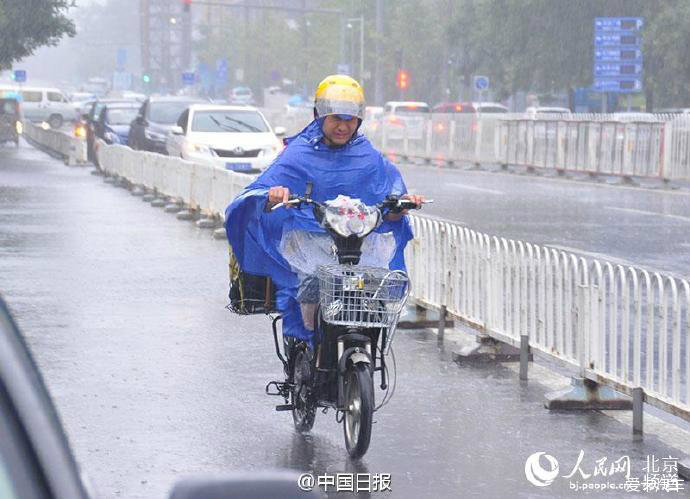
left=225, top=74, right=424, bottom=367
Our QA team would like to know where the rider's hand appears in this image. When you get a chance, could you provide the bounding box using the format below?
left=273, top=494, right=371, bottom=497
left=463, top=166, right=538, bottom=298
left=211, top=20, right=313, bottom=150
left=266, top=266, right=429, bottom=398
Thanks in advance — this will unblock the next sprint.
left=385, top=193, right=425, bottom=221
left=267, top=186, right=291, bottom=209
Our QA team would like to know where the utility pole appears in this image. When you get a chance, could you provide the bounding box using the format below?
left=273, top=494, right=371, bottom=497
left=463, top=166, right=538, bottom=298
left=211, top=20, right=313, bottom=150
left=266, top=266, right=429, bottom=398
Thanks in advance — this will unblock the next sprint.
left=374, top=0, right=384, bottom=105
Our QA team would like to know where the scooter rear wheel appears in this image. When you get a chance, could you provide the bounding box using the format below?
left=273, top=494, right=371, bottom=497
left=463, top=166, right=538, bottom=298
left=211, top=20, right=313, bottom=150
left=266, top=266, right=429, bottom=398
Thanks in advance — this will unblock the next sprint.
left=291, top=349, right=316, bottom=432
left=343, top=363, right=374, bottom=458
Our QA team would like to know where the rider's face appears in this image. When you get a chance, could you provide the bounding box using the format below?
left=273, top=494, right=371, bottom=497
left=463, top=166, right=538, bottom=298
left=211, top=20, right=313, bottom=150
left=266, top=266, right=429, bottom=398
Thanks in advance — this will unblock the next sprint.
left=321, top=114, right=358, bottom=146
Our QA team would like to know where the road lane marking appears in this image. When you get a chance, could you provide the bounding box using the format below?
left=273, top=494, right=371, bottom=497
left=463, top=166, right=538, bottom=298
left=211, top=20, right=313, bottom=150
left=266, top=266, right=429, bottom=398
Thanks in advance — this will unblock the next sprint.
left=605, top=206, right=690, bottom=223
left=448, top=183, right=504, bottom=195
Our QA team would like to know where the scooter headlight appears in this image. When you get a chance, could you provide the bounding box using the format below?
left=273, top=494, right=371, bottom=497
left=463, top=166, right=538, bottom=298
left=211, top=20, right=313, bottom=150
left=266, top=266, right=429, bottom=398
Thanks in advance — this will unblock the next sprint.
left=323, top=195, right=379, bottom=237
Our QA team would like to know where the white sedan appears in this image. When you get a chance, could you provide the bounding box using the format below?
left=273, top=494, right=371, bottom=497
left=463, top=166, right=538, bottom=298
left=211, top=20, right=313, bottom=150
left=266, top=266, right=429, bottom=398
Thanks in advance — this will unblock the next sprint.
left=166, top=104, right=285, bottom=173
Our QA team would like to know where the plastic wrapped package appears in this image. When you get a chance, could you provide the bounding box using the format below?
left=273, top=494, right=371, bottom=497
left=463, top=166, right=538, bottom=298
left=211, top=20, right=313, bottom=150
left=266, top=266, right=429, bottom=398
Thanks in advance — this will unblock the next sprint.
left=279, top=229, right=397, bottom=304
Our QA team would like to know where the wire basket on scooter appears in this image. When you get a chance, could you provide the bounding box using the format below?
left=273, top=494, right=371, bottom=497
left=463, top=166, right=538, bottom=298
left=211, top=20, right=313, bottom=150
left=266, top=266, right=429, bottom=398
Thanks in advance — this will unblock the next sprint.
left=316, top=264, right=410, bottom=328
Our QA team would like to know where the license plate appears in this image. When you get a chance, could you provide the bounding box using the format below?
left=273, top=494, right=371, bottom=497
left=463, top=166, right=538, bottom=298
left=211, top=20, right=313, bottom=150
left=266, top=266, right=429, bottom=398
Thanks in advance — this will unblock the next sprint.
left=226, top=162, right=251, bottom=171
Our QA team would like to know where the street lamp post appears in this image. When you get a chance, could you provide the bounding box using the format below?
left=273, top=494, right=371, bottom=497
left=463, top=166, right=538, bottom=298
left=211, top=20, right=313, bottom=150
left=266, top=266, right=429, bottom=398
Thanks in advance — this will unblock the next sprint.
left=346, top=17, right=364, bottom=82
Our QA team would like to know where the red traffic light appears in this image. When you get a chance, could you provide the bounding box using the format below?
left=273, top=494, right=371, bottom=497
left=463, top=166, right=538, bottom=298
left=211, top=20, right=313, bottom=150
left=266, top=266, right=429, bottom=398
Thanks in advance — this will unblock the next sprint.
left=396, top=69, right=409, bottom=90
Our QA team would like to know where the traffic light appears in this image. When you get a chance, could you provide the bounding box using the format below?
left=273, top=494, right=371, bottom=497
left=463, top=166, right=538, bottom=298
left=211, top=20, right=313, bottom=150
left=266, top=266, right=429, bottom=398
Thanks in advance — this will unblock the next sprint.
left=182, top=0, right=191, bottom=12
left=142, top=74, right=151, bottom=84
left=396, top=69, right=409, bottom=90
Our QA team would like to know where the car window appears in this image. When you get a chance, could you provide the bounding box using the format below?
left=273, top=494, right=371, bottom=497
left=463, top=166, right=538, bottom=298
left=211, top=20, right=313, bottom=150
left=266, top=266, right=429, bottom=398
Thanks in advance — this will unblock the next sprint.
left=477, top=106, right=507, bottom=113
left=191, top=110, right=269, bottom=133
left=395, top=105, right=430, bottom=114
left=0, top=388, right=48, bottom=499
left=47, top=92, right=64, bottom=103
left=0, top=455, right=17, bottom=499
left=105, top=107, right=139, bottom=126
left=150, top=102, right=196, bottom=124
left=19, top=91, right=41, bottom=103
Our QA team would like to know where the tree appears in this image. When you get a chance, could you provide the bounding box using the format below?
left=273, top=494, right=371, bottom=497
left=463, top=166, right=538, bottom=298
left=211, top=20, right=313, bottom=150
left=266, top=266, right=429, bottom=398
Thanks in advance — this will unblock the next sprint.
left=0, top=0, right=75, bottom=69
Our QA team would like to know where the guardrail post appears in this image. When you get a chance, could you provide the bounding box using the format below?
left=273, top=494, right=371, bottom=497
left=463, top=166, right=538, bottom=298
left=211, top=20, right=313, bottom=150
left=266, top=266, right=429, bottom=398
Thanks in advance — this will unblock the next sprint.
left=425, top=119, right=432, bottom=161
left=382, top=121, right=388, bottom=150
left=438, top=305, right=447, bottom=343
left=449, top=120, right=456, bottom=162
left=403, top=125, right=409, bottom=159
left=632, top=387, right=644, bottom=438
left=519, top=334, right=530, bottom=380
left=474, top=117, right=483, bottom=166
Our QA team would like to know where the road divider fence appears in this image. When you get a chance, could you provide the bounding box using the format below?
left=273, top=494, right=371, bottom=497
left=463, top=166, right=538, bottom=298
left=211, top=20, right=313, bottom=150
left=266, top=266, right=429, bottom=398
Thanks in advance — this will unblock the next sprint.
left=23, top=122, right=87, bottom=165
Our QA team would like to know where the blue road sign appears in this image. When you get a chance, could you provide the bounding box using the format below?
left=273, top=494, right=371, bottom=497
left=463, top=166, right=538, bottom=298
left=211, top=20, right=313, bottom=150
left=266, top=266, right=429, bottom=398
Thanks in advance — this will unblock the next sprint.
left=116, top=48, right=128, bottom=70
left=182, top=72, right=196, bottom=85
left=592, top=17, right=644, bottom=94
left=474, top=75, right=489, bottom=91
left=593, top=78, right=642, bottom=93
left=594, top=17, right=643, bottom=32
left=13, top=70, right=26, bottom=83
left=594, top=63, right=643, bottom=78
left=594, top=33, right=641, bottom=47
left=216, top=58, right=228, bottom=84
left=594, top=48, right=642, bottom=63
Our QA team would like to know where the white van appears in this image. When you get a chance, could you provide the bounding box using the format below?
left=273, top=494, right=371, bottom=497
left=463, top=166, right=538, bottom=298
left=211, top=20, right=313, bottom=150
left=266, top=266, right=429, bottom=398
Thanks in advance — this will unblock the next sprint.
left=0, top=86, right=73, bottom=128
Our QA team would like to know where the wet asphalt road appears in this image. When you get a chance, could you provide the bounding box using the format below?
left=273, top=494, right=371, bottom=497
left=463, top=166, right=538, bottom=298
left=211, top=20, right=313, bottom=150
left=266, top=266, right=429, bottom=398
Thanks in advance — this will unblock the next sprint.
left=0, top=141, right=688, bottom=499
left=398, top=162, right=690, bottom=280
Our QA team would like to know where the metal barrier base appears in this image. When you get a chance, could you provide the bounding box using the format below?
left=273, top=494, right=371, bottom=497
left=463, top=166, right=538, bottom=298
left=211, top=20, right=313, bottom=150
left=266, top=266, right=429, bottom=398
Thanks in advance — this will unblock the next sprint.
left=176, top=209, right=197, bottom=221
left=545, top=377, right=632, bottom=411
left=453, top=334, right=531, bottom=364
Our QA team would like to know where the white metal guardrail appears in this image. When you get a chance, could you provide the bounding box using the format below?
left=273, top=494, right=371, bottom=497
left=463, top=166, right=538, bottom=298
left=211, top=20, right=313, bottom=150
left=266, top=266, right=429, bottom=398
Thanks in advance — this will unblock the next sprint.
left=23, top=121, right=87, bottom=165
left=406, top=216, right=689, bottom=420
left=360, top=112, right=689, bottom=182
left=29, top=120, right=689, bottom=423
left=258, top=109, right=690, bottom=181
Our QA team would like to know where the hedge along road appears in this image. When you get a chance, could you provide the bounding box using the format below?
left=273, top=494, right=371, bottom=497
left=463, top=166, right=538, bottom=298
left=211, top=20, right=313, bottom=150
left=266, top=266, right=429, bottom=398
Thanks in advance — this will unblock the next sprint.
left=0, top=142, right=686, bottom=499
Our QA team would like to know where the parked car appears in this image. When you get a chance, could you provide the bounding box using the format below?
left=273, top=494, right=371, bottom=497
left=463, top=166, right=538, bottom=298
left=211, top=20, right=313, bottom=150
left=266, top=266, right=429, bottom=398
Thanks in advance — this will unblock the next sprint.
left=128, top=96, right=206, bottom=154
left=95, top=102, right=141, bottom=145
left=229, top=86, right=255, bottom=106
left=0, top=97, right=22, bottom=147
left=432, top=102, right=476, bottom=114
left=0, top=86, right=72, bottom=128
left=82, top=99, right=133, bottom=162
left=526, top=106, right=571, bottom=117
left=382, top=101, right=430, bottom=140
left=473, top=102, right=509, bottom=114
left=0, top=295, right=318, bottom=499
left=166, top=104, right=284, bottom=173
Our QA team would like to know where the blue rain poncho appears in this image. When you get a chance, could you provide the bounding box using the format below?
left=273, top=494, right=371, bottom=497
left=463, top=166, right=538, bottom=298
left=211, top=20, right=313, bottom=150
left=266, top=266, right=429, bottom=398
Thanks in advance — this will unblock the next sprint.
left=225, top=118, right=413, bottom=344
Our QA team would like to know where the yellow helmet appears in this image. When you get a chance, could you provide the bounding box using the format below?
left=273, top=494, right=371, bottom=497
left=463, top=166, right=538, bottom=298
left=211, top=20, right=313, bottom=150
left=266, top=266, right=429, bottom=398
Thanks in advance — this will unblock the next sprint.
left=314, top=74, right=365, bottom=120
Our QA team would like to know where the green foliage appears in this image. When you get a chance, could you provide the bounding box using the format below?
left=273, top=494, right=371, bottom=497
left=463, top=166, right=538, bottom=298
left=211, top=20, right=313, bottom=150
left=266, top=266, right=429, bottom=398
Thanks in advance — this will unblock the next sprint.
left=0, top=0, right=75, bottom=69
left=195, top=0, right=690, bottom=106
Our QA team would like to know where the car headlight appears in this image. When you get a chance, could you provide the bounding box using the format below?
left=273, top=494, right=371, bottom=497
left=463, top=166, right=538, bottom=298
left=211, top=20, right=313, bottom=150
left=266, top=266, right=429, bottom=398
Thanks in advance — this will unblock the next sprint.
left=144, top=129, right=166, bottom=141
left=186, top=142, right=214, bottom=156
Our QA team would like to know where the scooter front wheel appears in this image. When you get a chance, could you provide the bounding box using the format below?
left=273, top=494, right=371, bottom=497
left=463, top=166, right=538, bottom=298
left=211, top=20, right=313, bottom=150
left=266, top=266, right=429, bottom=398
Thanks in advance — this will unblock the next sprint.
left=291, top=349, right=316, bottom=432
left=343, top=363, right=374, bottom=458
